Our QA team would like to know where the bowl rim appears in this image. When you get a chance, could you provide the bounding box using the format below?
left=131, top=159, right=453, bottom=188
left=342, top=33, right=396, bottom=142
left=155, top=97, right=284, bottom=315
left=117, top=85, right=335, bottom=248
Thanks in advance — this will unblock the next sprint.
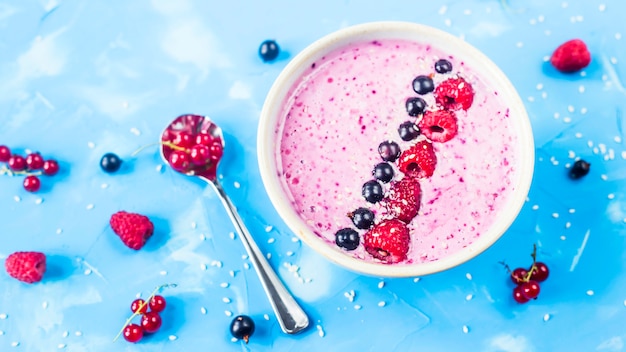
left=257, top=21, right=534, bottom=278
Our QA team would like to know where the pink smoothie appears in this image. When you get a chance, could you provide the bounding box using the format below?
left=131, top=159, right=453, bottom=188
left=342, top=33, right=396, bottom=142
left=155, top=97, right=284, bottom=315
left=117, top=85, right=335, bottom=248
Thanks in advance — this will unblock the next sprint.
left=274, top=38, right=518, bottom=264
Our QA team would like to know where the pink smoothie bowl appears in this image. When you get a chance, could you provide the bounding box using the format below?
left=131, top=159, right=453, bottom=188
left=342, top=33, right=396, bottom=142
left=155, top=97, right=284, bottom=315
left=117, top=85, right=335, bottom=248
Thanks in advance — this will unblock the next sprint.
left=257, top=21, right=534, bottom=278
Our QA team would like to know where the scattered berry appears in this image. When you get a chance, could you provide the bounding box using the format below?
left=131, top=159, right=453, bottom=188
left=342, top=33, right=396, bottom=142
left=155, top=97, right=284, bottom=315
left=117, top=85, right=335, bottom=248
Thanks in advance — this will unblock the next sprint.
left=149, top=295, right=167, bottom=313
left=512, top=285, right=530, bottom=304
left=397, top=140, right=437, bottom=179
left=382, top=177, right=421, bottom=223
left=503, top=244, right=549, bottom=304
left=373, top=162, right=394, bottom=183
left=348, top=207, right=375, bottom=230
left=434, top=59, right=453, bottom=74
left=259, top=39, right=280, bottom=62
left=362, top=180, right=384, bottom=203
left=4, top=251, right=46, bottom=284
left=434, top=76, right=475, bottom=111
left=25, top=153, right=44, bottom=170
left=569, top=159, right=590, bottom=179
left=230, top=315, right=255, bottom=344
left=100, top=153, right=123, bottom=173
left=405, top=97, right=427, bottom=116
left=520, top=280, right=541, bottom=300
left=123, top=324, right=144, bottom=343
left=335, top=228, right=360, bottom=250
left=141, top=312, right=163, bottom=334
left=42, top=159, right=60, bottom=176
left=550, top=39, right=591, bottom=73
left=109, top=211, right=155, bottom=250
left=23, top=175, right=41, bottom=192
left=0, top=145, right=10, bottom=162
left=8, top=155, right=26, bottom=171
left=530, top=262, right=550, bottom=282
left=378, top=141, right=401, bottom=162
left=130, top=299, right=148, bottom=314
left=510, top=267, right=528, bottom=285
left=398, top=121, right=421, bottom=141
left=418, top=109, right=458, bottom=143
left=412, top=75, right=435, bottom=95
left=363, top=219, right=410, bottom=263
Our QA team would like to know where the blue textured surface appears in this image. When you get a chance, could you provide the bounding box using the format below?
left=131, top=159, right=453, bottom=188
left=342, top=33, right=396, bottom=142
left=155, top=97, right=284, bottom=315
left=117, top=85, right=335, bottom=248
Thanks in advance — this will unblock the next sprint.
left=0, top=1, right=625, bottom=351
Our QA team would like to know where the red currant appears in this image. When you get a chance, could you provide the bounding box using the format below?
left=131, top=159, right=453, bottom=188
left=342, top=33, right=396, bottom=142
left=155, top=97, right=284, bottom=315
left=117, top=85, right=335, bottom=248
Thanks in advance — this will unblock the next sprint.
left=23, top=175, right=41, bottom=192
left=130, top=298, right=148, bottom=314
left=513, top=285, right=530, bottom=304
left=42, top=159, right=59, bottom=176
left=173, top=131, right=195, bottom=148
left=123, top=323, right=144, bottom=343
left=8, top=155, right=26, bottom=171
left=510, top=267, right=528, bottom=285
left=25, top=153, right=44, bottom=170
left=149, top=295, right=167, bottom=313
left=169, top=150, right=191, bottom=172
left=141, top=311, right=162, bottom=333
left=190, top=144, right=211, bottom=165
left=520, top=280, right=541, bottom=300
left=530, top=262, right=549, bottom=282
left=196, top=132, right=216, bottom=146
left=0, top=145, right=11, bottom=162
left=208, top=141, right=223, bottom=162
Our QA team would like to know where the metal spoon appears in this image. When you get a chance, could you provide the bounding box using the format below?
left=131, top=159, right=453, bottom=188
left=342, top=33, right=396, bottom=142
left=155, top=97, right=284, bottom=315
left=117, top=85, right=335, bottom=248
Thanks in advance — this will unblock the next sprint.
left=160, top=114, right=309, bottom=334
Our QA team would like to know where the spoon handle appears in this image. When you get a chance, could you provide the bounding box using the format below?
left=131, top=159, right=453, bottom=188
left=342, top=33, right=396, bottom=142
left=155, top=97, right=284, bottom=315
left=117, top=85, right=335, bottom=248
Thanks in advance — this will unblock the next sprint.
left=211, top=180, right=310, bottom=334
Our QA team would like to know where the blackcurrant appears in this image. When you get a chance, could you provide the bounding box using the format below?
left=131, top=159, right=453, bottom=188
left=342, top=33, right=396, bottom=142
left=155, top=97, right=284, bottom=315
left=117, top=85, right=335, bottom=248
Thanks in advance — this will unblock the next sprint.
left=378, top=141, right=401, bottom=162
left=412, top=75, right=435, bottom=95
left=362, top=180, right=384, bottom=203
left=259, top=39, right=280, bottom=62
left=569, top=159, right=590, bottom=179
left=349, top=207, right=375, bottom=229
left=405, top=97, right=427, bottom=116
left=100, top=153, right=122, bottom=173
left=335, top=228, right=360, bottom=250
left=230, top=315, right=255, bottom=343
left=398, top=121, right=420, bottom=141
left=373, top=162, right=394, bottom=183
left=434, top=59, right=453, bottom=74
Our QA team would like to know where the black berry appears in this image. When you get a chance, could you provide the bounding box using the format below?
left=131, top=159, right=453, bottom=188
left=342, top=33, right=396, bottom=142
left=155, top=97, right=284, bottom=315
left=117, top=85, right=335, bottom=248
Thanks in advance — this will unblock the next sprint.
left=230, top=315, right=255, bottom=343
left=335, top=228, right=360, bottom=250
left=398, top=121, right=420, bottom=141
left=100, top=153, right=122, bottom=173
left=373, top=162, right=394, bottom=183
left=378, top=141, right=401, bottom=162
left=405, top=97, right=427, bottom=116
left=569, top=159, right=590, bottom=179
left=362, top=180, right=384, bottom=203
left=412, top=75, right=435, bottom=95
left=435, top=59, right=453, bottom=73
left=259, top=40, right=280, bottom=62
left=349, top=207, right=375, bottom=229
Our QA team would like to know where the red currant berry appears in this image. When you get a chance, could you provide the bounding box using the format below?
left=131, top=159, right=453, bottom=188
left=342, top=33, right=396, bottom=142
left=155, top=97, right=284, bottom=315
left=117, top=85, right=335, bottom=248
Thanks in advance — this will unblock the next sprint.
left=0, top=145, right=11, bottom=162
left=530, top=262, right=549, bottom=282
left=195, top=132, right=216, bottom=146
left=42, top=159, right=60, bottom=176
left=141, top=311, right=162, bottom=333
left=510, top=267, right=528, bottom=285
left=130, top=298, right=148, bottom=314
left=169, top=150, right=191, bottom=172
left=23, top=175, right=41, bottom=192
left=520, top=280, right=541, bottom=300
left=190, top=144, right=211, bottom=165
left=513, top=285, right=530, bottom=304
left=208, top=141, right=223, bottom=162
left=149, top=295, right=167, bottom=313
left=173, top=131, right=195, bottom=148
left=25, top=153, right=44, bottom=170
left=123, top=323, right=144, bottom=343
left=8, top=155, right=27, bottom=171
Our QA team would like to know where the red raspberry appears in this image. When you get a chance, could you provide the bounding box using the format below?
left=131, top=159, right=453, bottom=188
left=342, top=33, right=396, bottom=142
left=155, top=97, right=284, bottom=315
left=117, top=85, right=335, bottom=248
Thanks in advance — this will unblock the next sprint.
left=418, top=109, right=458, bottom=143
left=550, top=39, right=591, bottom=73
left=363, top=219, right=410, bottom=264
left=382, top=177, right=421, bottom=223
left=109, top=211, right=154, bottom=250
left=4, top=251, right=46, bottom=284
left=397, top=140, right=437, bottom=178
left=434, top=76, right=475, bottom=111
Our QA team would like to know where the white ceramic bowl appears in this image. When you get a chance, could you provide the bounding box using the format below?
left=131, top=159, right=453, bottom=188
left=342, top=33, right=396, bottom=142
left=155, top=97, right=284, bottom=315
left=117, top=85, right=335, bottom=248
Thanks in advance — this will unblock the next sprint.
left=257, top=21, right=534, bottom=277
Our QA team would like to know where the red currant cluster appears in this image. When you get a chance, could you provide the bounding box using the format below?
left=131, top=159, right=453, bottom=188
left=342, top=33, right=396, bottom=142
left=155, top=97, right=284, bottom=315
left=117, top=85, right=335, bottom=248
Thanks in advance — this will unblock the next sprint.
left=0, top=145, right=59, bottom=192
left=504, top=245, right=550, bottom=304
left=115, top=284, right=175, bottom=343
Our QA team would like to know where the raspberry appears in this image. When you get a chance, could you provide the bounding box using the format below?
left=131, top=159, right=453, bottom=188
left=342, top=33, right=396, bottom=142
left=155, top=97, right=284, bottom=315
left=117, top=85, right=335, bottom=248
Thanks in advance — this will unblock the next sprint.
left=382, top=177, right=422, bottom=223
left=4, top=251, right=46, bottom=284
left=397, top=140, right=437, bottom=178
left=550, top=39, right=591, bottom=73
left=418, top=109, right=458, bottom=143
left=434, top=76, right=474, bottom=111
left=110, top=211, right=154, bottom=250
left=363, top=219, right=410, bottom=263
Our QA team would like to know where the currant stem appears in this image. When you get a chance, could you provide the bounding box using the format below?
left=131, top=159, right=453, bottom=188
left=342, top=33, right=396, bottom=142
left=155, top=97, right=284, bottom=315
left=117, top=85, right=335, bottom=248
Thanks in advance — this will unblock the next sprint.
left=130, top=142, right=186, bottom=157
left=0, top=166, right=42, bottom=177
left=113, top=283, right=177, bottom=342
left=523, top=244, right=539, bottom=282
